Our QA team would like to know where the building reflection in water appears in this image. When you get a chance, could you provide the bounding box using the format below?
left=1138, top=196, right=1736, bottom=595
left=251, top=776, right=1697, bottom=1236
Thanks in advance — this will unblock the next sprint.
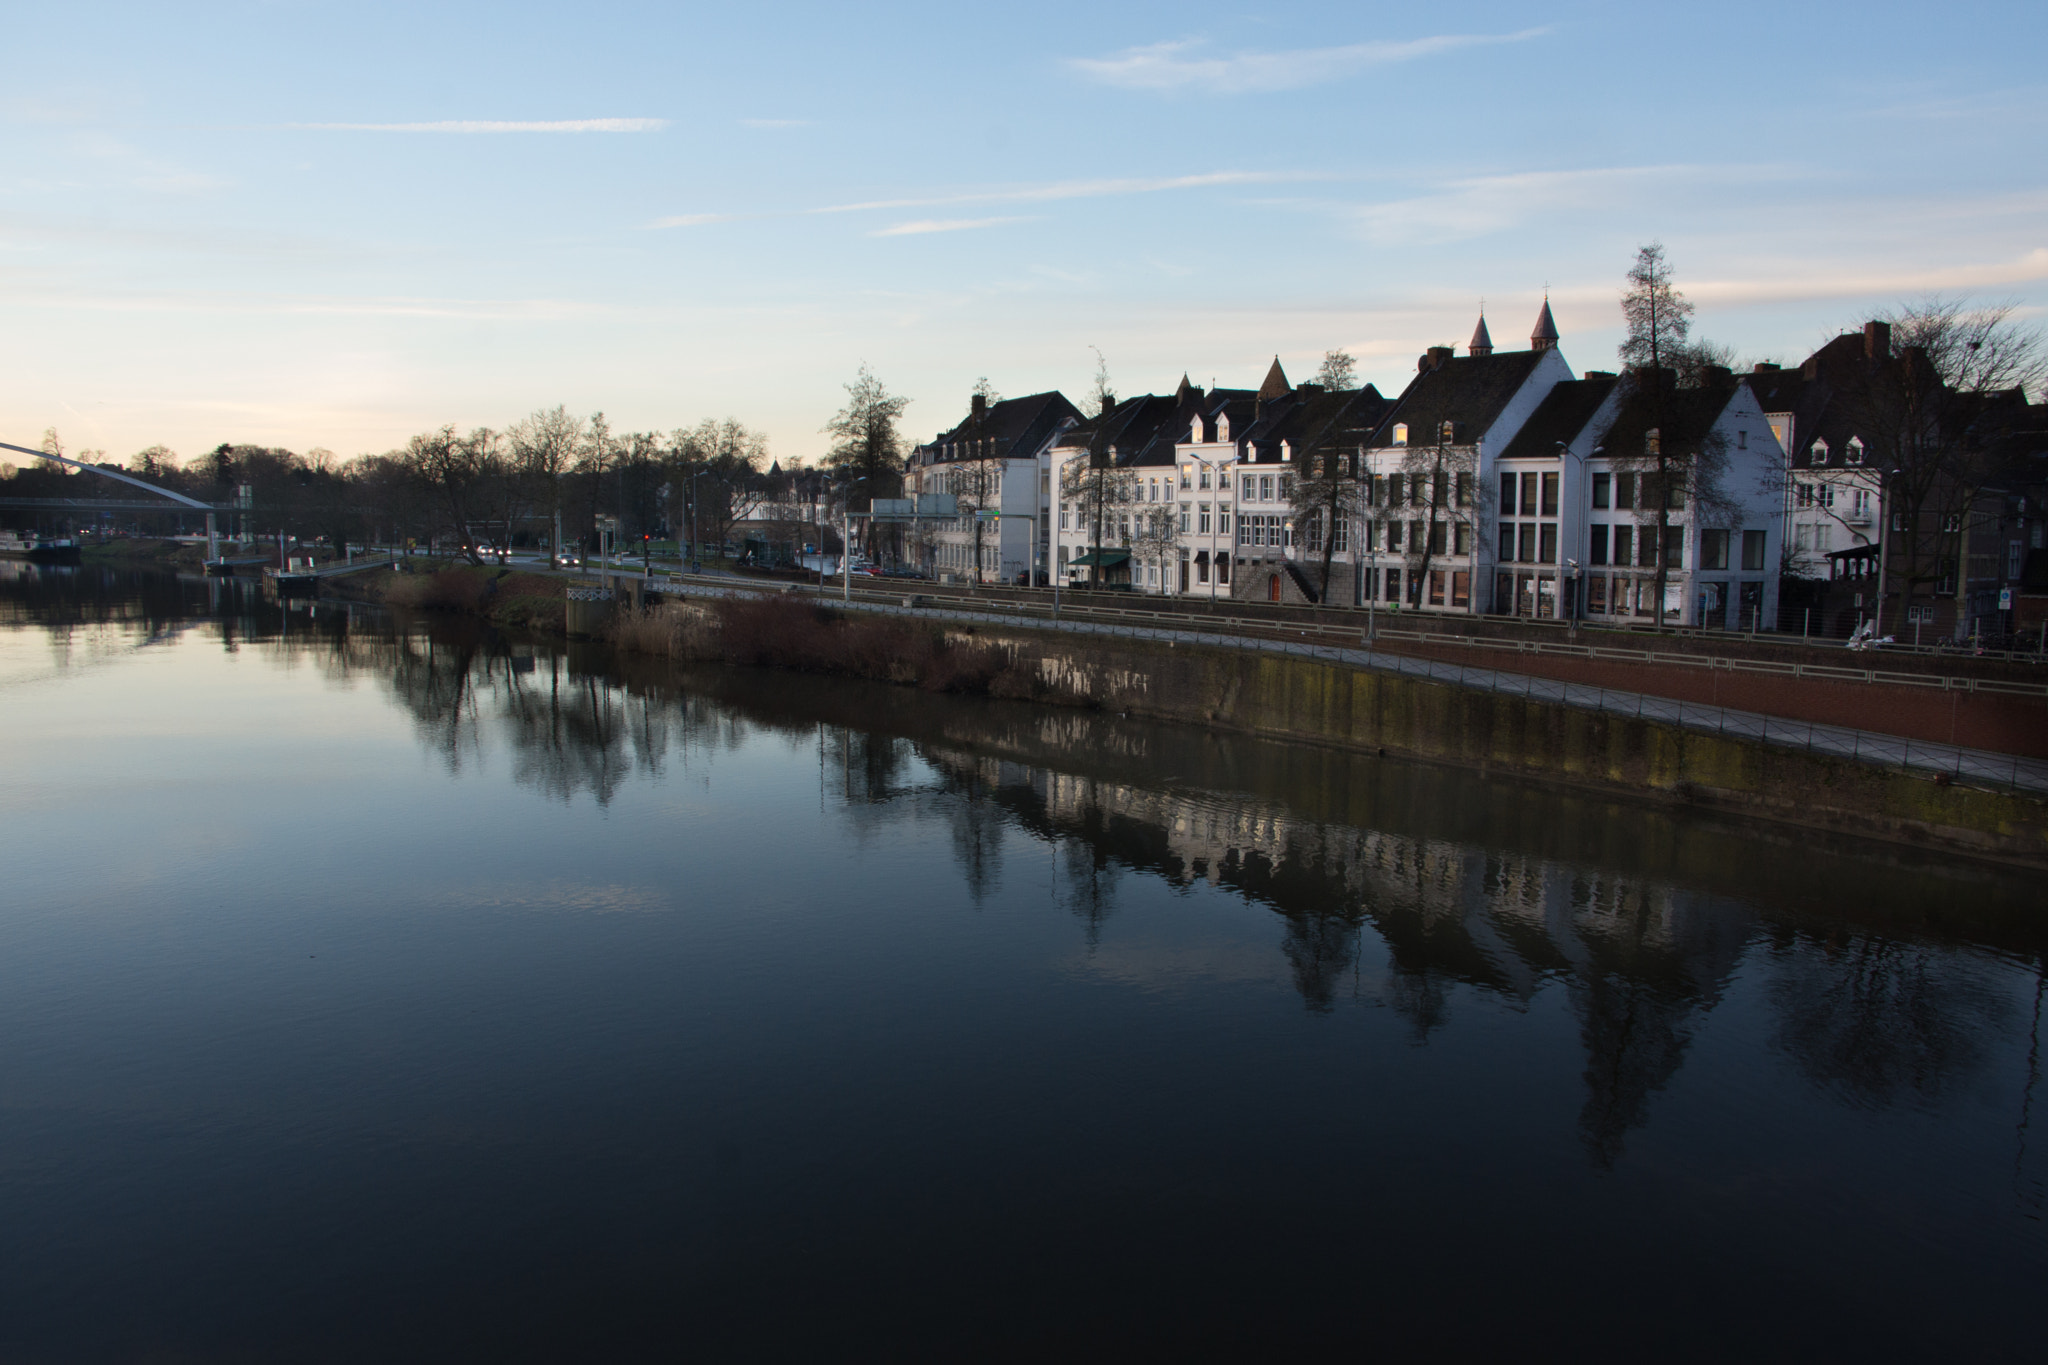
left=7, top=565, right=2044, bottom=1176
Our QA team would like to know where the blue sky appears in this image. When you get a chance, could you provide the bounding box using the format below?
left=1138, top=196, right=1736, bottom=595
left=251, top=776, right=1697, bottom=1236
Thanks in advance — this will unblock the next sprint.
left=4, top=0, right=2043, bottom=466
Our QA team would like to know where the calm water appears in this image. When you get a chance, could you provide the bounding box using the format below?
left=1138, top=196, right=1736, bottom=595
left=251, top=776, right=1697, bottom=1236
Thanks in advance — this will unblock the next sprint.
left=2, top=563, right=2045, bottom=1360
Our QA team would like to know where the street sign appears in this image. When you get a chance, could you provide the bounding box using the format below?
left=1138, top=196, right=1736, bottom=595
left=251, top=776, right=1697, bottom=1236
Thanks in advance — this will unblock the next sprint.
left=2000, top=587, right=2014, bottom=610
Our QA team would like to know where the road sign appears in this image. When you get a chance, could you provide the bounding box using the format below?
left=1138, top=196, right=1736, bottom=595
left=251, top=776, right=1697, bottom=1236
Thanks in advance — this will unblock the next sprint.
left=2000, top=587, right=2014, bottom=610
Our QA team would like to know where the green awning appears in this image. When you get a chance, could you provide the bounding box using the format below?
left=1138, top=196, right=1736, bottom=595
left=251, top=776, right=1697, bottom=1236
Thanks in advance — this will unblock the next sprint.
left=1067, top=549, right=1131, bottom=568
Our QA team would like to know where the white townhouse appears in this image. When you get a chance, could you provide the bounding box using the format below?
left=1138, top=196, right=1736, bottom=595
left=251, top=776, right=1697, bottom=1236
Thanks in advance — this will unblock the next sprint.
left=909, top=391, right=1080, bottom=583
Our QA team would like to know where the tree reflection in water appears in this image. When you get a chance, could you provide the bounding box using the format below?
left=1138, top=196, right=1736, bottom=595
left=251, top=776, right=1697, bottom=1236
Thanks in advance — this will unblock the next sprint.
left=28, top=574, right=2044, bottom=1177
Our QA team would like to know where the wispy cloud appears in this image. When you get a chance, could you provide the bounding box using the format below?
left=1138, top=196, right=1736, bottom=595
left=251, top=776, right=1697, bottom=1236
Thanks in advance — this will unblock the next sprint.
left=871, top=216, right=1025, bottom=237
left=740, top=118, right=811, bottom=129
left=816, top=170, right=1320, bottom=214
left=646, top=213, right=736, bottom=229
left=1350, top=164, right=1791, bottom=242
left=1070, top=30, right=1548, bottom=93
left=291, top=118, right=667, bottom=133
left=1690, top=249, right=2048, bottom=307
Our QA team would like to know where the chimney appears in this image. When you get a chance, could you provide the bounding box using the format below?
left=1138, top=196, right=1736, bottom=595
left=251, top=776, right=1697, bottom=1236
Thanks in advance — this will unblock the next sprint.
left=970, top=392, right=987, bottom=421
left=1752, top=361, right=1779, bottom=373
left=1418, top=345, right=1454, bottom=373
left=1864, top=320, right=1891, bottom=361
left=1099, top=391, right=1115, bottom=416
left=1703, top=364, right=1733, bottom=389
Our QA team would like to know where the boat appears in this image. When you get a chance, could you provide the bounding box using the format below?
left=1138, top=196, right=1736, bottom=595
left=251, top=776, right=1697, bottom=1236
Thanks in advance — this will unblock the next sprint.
left=264, top=552, right=320, bottom=594
left=25, top=537, right=82, bottom=564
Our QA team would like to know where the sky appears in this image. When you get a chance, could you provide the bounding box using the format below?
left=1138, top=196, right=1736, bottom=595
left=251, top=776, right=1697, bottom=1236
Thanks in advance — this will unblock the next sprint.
left=3, top=0, right=2044, bottom=467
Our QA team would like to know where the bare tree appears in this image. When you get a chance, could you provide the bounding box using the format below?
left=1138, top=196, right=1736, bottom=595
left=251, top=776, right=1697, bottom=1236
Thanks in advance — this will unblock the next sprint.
left=507, top=405, right=583, bottom=560
left=1835, top=296, right=2048, bottom=633
left=1060, top=447, right=1133, bottom=589
left=1314, top=348, right=1357, bottom=391
left=1399, top=419, right=1484, bottom=610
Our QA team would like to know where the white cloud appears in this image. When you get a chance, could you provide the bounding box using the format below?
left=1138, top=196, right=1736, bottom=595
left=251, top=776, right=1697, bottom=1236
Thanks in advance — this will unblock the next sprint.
left=1690, top=249, right=2048, bottom=307
left=1069, top=30, right=1548, bottom=94
left=816, top=170, right=1320, bottom=214
left=871, top=217, right=1025, bottom=237
left=292, top=118, right=667, bottom=133
left=1350, top=164, right=1789, bottom=242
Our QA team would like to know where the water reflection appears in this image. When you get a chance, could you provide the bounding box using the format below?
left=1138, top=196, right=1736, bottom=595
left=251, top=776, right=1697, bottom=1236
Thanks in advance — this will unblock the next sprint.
left=7, top=564, right=2045, bottom=1179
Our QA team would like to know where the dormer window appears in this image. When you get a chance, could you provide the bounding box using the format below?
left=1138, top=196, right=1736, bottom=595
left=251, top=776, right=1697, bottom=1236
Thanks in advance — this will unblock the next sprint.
left=1812, top=438, right=1830, bottom=466
left=1392, top=423, right=1408, bottom=447
left=1217, top=414, right=1230, bottom=442
left=1440, top=420, right=1456, bottom=443
left=1190, top=419, right=1202, bottom=444
left=1846, top=436, right=1864, bottom=466
left=1280, top=440, right=1293, bottom=462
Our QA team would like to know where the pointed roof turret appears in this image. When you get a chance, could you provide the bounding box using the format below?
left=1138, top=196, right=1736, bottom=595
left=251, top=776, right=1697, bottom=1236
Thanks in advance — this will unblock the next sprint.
left=1176, top=372, right=1195, bottom=401
left=1531, top=296, right=1559, bottom=352
left=1257, top=356, right=1291, bottom=400
left=1468, top=312, right=1494, bottom=357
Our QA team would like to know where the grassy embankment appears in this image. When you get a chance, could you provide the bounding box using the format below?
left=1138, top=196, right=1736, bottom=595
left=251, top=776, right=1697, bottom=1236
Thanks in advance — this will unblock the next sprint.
left=612, top=595, right=1058, bottom=699
left=366, top=565, right=569, bottom=633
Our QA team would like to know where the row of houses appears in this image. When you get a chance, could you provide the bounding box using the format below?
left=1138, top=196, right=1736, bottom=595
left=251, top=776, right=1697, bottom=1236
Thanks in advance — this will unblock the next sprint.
left=895, top=304, right=2047, bottom=637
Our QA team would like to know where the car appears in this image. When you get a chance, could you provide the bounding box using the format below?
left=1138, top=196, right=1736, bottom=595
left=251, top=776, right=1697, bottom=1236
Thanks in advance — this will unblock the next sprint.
left=553, top=553, right=582, bottom=568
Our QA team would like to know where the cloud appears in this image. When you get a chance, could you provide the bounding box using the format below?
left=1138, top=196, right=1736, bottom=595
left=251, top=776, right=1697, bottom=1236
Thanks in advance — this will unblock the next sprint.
left=816, top=170, right=1318, bottom=214
left=1069, top=30, right=1548, bottom=93
left=871, top=217, right=1025, bottom=237
left=646, top=213, right=736, bottom=229
left=1350, top=164, right=1790, bottom=242
left=292, top=118, right=667, bottom=133
left=1690, top=249, right=2048, bottom=307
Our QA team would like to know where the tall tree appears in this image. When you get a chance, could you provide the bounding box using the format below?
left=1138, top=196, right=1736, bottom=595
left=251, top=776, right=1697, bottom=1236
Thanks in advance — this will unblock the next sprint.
left=507, top=406, right=583, bottom=560
left=1614, top=244, right=1727, bottom=620
left=823, top=364, right=910, bottom=497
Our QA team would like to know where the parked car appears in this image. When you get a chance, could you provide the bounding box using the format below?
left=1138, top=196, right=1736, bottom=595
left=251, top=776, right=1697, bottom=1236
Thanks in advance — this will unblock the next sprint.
left=553, top=552, right=582, bottom=568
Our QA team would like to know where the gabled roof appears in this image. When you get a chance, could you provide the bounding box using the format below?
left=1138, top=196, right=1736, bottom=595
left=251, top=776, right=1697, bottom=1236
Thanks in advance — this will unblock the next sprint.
left=1499, top=376, right=1622, bottom=460
left=1367, top=349, right=1549, bottom=448
left=1242, top=384, right=1388, bottom=462
left=1054, top=392, right=1186, bottom=467
left=1597, top=376, right=1744, bottom=458
left=920, top=390, right=1082, bottom=462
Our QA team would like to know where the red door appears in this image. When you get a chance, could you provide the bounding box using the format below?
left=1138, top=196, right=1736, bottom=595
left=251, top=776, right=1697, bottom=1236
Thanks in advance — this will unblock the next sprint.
left=1267, top=573, right=1280, bottom=602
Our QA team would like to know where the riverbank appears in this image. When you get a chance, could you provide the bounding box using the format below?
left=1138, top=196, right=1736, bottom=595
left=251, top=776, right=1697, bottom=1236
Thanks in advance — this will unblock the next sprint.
left=609, top=595, right=2048, bottom=869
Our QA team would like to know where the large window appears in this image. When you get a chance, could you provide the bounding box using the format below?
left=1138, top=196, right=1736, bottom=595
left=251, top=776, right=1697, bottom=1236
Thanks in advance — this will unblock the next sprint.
left=1700, top=529, right=1729, bottom=571
left=1593, top=472, right=1611, bottom=509
left=1741, top=530, right=1766, bottom=572
left=1541, top=472, right=1559, bottom=518
left=1590, top=524, right=1610, bottom=565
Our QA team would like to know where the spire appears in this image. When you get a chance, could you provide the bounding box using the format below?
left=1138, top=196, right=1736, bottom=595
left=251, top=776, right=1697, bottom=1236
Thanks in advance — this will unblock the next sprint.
left=1468, top=312, right=1494, bottom=357
left=1176, top=372, right=1195, bottom=401
left=1257, top=355, right=1291, bottom=400
left=1531, top=295, right=1559, bottom=352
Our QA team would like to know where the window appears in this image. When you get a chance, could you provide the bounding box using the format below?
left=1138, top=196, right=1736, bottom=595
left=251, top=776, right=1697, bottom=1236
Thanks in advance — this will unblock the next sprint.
left=1737, top=429, right=1748, bottom=450
left=1797, top=483, right=1815, bottom=508
left=1616, top=471, right=1636, bottom=511
left=1941, top=513, right=1962, bottom=534
left=1452, top=571, right=1470, bottom=609
left=1148, top=480, right=1158, bottom=502
left=1817, top=484, right=1834, bottom=509
left=1259, top=474, right=1273, bottom=502
left=1454, top=523, right=1472, bottom=555
left=1613, top=525, right=1633, bottom=567
left=1332, top=516, right=1345, bottom=552
left=1891, top=511, right=1907, bottom=533
left=1389, top=520, right=1403, bottom=551
left=1060, top=504, right=1070, bottom=531
left=1541, top=472, right=1559, bottom=518
left=1428, top=522, right=1445, bottom=555
left=1539, top=523, right=1558, bottom=563
left=1178, top=509, right=1190, bottom=533
left=1198, top=466, right=1211, bottom=489
left=1662, top=526, right=1684, bottom=569
left=1812, top=439, right=1829, bottom=466
left=1846, top=437, right=1864, bottom=466
left=1498, top=522, right=1513, bottom=562
left=1593, top=472, right=1611, bottom=509
left=1386, top=475, right=1402, bottom=509
left=1180, top=467, right=1191, bottom=489
left=1518, top=523, right=1536, bottom=563
left=1219, top=509, right=1232, bottom=537
left=1742, top=529, right=1766, bottom=572
left=1278, top=476, right=1293, bottom=501
left=1198, top=504, right=1211, bottom=534
left=1218, top=469, right=1230, bottom=490
left=1429, top=571, right=1445, bottom=606
left=1590, top=524, right=1610, bottom=566
left=1393, top=423, right=1408, bottom=447
left=1385, top=568, right=1401, bottom=602
left=1499, top=471, right=1515, bottom=513
left=1700, top=528, right=1729, bottom=571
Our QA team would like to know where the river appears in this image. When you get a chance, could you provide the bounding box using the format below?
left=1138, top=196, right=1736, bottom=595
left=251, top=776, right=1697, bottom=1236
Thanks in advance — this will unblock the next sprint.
left=2, top=562, right=2043, bottom=1360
